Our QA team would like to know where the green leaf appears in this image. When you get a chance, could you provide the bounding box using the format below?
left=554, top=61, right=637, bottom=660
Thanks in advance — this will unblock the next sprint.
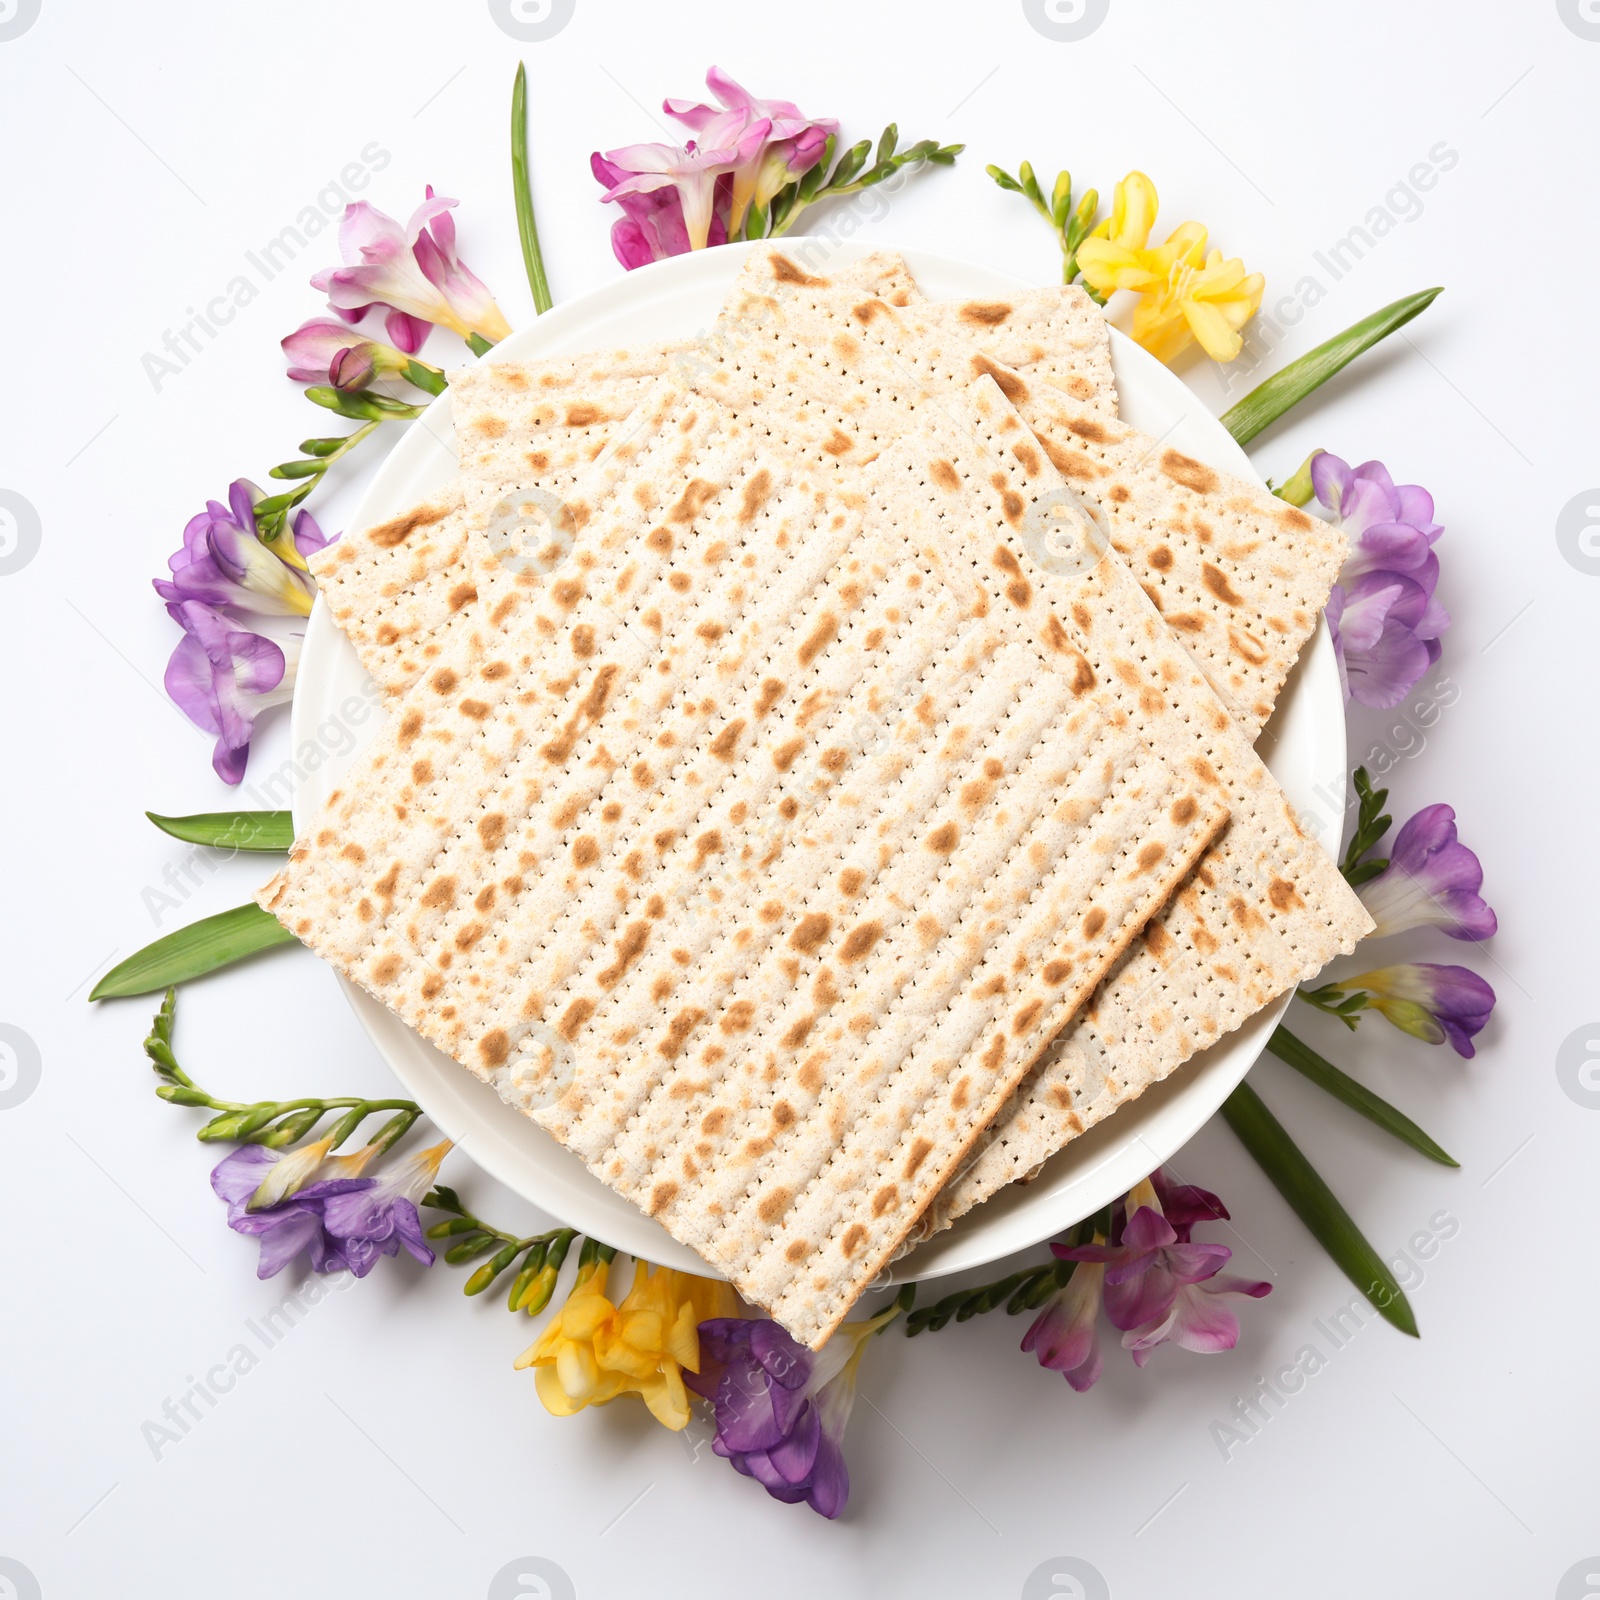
left=1267, top=1027, right=1458, bottom=1166
left=1221, top=1078, right=1418, bottom=1335
left=1221, top=287, right=1444, bottom=446
left=90, top=904, right=297, bottom=1000
left=146, top=810, right=294, bottom=852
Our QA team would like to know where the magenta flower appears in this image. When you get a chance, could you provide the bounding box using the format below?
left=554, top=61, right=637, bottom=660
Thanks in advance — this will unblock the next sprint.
left=1358, top=804, right=1496, bottom=942
left=596, top=124, right=771, bottom=257
left=164, top=600, right=300, bottom=784
left=211, top=1144, right=368, bottom=1279
left=154, top=480, right=322, bottom=619
left=1021, top=1253, right=1105, bottom=1391
left=318, top=1139, right=448, bottom=1277
left=664, top=66, right=837, bottom=236
left=1313, top=453, right=1450, bottom=709
left=1037, top=1173, right=1269, bottom=1383
left=590, top=150, right=731, bottom=269
left=312, top=188, right=511, bottom=350
left=280, top=319, right=403, bottom=390
left=1316, top=963, right=1496, bottom=1057
left=688, top=1304, right=894, bottom=1517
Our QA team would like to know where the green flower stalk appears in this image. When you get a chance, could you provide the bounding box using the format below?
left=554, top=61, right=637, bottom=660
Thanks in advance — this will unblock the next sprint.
left=987, top=160, right=1101, bottom=288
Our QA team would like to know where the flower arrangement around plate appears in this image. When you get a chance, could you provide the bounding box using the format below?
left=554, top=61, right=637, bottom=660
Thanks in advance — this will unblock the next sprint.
left=94, top=65, right=1494, bottom=1517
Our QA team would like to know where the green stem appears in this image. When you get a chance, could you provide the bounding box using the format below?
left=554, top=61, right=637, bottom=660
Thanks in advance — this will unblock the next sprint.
left=512, top=63, right=553, bottom=315
left=1221, top=287, right=1443, bottom=446
left=1267, top=1026, right=1457, bottom=1166
left=1221, top=1079, right=1418, bottom=1336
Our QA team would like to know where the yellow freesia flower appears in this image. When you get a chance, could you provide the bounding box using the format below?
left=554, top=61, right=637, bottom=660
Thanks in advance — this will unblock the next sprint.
left=1077, top=173, right=1263, bottom=364
left=514, top=1256, right=735, bottom=1430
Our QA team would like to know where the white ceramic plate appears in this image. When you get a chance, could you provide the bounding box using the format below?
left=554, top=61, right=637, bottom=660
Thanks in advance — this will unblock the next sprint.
left=292, top=239, right=1344, bottom=1282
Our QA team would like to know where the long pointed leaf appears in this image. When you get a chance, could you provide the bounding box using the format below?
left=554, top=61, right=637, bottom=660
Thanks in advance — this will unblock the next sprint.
left=511, top=63, right=553, bottom=315
left=1269, top=1025, right=1458, bottom=1166
left=1222, top=1078, right=1418, bottom=1336
left=1221, top=287, right=1443, bottom=446
left=146, top=810, right=294, bottom=852
left=90, top=904, right=296, bottom=1000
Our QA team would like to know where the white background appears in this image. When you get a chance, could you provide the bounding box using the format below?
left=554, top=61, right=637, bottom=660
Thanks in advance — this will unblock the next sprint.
left=2, top=2, right=1596, bottom=1596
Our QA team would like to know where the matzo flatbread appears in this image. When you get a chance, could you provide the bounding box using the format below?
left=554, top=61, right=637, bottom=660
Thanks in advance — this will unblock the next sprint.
left=706, top=251, right=1369, bottom=1238
left=261, top=322, right=1226, bottom=1347
left=312, top=254, right=1120, bottom=697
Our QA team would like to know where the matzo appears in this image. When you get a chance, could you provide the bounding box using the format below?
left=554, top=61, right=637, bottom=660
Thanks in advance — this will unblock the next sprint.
left=261, top=328, right=1226, bottom=1346
left=698, top=252, right=1369, bottom=1237
left=313, top=253, right=1121, bottom=697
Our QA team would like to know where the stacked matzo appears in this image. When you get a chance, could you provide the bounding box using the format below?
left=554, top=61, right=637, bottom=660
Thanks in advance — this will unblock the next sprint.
left=272, top=246, right=1367, bottom=1341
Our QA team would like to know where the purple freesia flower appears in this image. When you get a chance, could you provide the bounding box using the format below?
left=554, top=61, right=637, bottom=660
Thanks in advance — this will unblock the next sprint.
left=164, top=600, right=301, bottom=784
left=211, top=1143, right=370, bottom=1279
left=1313, top=452, right=1450, bottom=709
left=154, top=480, right=321, bottom=619
left=318, top=1139, right=449, bottom=1277
left=1358, top=803, right=1497, bottom=942
left=688, top=1305, right=893, bottom=1517
left=1331, top=963, right=1496, bottom=1057
left=312, top=188, right=511, bottom=350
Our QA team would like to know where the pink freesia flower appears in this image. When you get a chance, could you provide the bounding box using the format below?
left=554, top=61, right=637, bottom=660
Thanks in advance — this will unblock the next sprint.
left=594, top=67, right=837, bottom=268
left=163, top=599, right=300, bottom=784
left=590, top=150, right=731, bottom=270
left=312, top=188, right=511, bottom=350
left=1021, top=1251, right=1105, bottom=1392
left=1034, top=1172, right=1270, bottom=1385
left=280, top=318, right=410, bottom=392
left=1358, top=803, right=1496, bottom=942
left=664, top=66, right=837, bottom=235
left=597, top=123, right=771, bottom=254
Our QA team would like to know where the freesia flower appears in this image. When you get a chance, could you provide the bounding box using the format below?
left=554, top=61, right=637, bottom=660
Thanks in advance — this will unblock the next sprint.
left=590, top=150, right=730, bottom=269
left=1357, top=804, right=1496, bottom=941
left=312, top=188, right=511, bottom=351
left=1314, top=963, right=1495, bottom=1057
left=281, top=319, right=418, bottom=393
left=319, top=1138, right=450, bottom=1277
left=1311, top=452, right=1450, bottom=709
left=595, top=125, right=770, bottom=257
left=664, top=67, right=837, bottom=236
left=163, top=600, right=301, bottom=784
left=211, top=1143, right=367, bottom=1279
left=689, top=1303, right=898, bottom=1517
left=516, top=1256, right=733, bottom=1429
left=154, top=481, right=323, bottom=618
left=1076, top=172, right=1263, bottom=363
left=1039, top=1173, right=1269, bottom=1382
left=1021, top=1248, right=1105, bottom=1392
